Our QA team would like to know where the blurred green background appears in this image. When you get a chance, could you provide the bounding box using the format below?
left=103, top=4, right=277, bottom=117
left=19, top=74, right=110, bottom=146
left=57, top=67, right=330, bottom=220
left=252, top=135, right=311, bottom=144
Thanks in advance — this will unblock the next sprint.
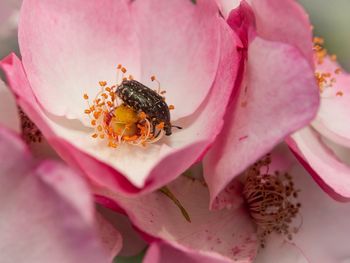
left=298, top=0, right=350, bottom=70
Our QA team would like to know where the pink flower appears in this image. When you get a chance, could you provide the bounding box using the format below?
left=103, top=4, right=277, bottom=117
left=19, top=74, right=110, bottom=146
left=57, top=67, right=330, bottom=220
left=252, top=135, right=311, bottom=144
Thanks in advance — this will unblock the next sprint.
left=287, top=44, right=350, bottom=201
left=94, top=168, right=258, bottom=262
left=204, top=0, right=320, bottom=207
left=1, top=0, right=238, bottom=195
left=0, top=126, right=122, bottom=262
left=95, top=143, right=350, bottom=262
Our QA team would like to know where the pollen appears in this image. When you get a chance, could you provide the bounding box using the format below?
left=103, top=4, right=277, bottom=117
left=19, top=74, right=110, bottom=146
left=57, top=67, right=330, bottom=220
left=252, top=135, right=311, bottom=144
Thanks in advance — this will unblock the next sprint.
left=243, top=155, right=301, bottom=248
left=313, top=37, right=344, bottom=97
left=83, top=64, right=169, bottom=148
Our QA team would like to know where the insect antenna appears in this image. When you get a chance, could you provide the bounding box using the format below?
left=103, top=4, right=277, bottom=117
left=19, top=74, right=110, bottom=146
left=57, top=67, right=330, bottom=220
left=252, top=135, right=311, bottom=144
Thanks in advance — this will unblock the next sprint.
left=172, top=125, right=183, bottom=130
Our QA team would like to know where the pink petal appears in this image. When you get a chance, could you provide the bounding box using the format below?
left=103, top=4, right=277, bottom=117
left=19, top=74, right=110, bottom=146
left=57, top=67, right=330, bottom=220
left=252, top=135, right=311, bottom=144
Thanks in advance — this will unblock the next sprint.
left=144, top=241, right=239, bottom=263
left=215, top=0, right=241, bottom=18
left=312, top=58, right=350, bottom=147
left=19, top=0, right=225, bottom=123
left=19, top=0, right=140, bottom=123
left=95, top=212, right=123, bottom=261
left=97, top=205, right=147, bottom=257
left=131, top=0, right=223, bottom=120
left=254, top=234, right=308, bottom=263
left=0, top=79, right=20, bottom=132
left=261, top=146, right=350, bottom=263
left=290, top=163, right=350, bottom=263
left=0, top=127, right=111, bottom=263
left=287, top=127, right=350, bottom=201
left=250, top=0, right=314, bottom=68
left=204, top=37, right=319, bottom=206
left=1, top=53, right=141, bottom=194
left=95, top=176, right=258, bottom=262
left=2, top=8, right=238, bottom=192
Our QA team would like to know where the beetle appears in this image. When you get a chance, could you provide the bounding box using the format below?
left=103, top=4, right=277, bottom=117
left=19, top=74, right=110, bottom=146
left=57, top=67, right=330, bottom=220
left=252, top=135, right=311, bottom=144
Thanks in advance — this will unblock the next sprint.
left=116, top=79, right=176, bottom=136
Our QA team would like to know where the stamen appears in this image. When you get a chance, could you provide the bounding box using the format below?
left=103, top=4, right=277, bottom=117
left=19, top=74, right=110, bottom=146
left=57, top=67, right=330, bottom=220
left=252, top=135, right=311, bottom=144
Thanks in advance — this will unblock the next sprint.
left=243, top=155, right=301, bottom=248
left=83, top=65, right=170, bottom=148
left=313, top=37, right=344, bottom=96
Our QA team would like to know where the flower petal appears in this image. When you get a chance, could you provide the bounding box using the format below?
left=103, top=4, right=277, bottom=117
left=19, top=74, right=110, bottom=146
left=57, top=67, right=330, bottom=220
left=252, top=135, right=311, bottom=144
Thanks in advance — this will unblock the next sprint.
left=254, top=234, right=308, bottom=263
left=19, top=0, right=140, bottom=123
left=0, top=79, right=20, bottom=132
left=287, top=127, right=350, bottom=201
left=131, top=0, right=222, bottom=120
left=95, top=176, right=258, bottom=262
left=204, top=37, right=319, bottom=206
left=0, top=127, right=111, bottom=263
left=290, top=163, right=350, bottom=263
left=261, top=145, right=350, bottom=263
left=250, top=0, right=314, bottom=68
left=1, top=53, right=141, bottom=193
left=95, top=211, right=123, bottom=261
left=2, top=6, right=238, bottom=193
left=312, top=58, right=350, bottom=147
left=215, top=0, right=241, bottom=18
left=97, top=205, right=147, bottom=257
left=144, top=241, right=238, bottom=263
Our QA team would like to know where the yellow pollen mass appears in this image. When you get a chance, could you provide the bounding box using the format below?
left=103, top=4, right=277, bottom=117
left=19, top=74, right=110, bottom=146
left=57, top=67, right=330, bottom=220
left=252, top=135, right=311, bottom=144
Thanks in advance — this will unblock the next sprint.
left=110, top=105, right=139, bottom=136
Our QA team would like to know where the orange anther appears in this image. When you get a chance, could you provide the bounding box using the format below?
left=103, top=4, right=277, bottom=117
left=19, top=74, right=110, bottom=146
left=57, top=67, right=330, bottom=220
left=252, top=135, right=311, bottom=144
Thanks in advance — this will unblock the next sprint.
left=84, top=109, right=91, bottom=114
left=92, top=134, right=98, bottom=138
left=156, top=122, right=165, bottom=130
left=335, top=68, right=342, bottom=74
left=121, top=67, right=127, bottom=73
left=123, top=77, right=127, bottom=81
left=105, top=87, right=111, bottom=92
left=93, top=112, right=101, bottom=119
left=97, top=125, right=103, bottom=132
left=138, top=112, right=147, bottom=120
left=336, top=91, right=344, bottom=97
left=129, top=75, right=134, bottom=80
left=108, top=141, right=117, bottom=148
left=99, top=134, right=105, bottom=139
left=99, top=81, right=107, bottom=87
left=91, top=120, right=96, bottom=126
left=168, top=105, right=175, bottom=110
left=117, top=64, right=122, bottom=69
left=331, top=54, right=337, bottom=61
left=83, top=94, right=89, bottom=100
left=151, top=75, right=156, bottom=81
left=123, top=135, right=138, bottom=142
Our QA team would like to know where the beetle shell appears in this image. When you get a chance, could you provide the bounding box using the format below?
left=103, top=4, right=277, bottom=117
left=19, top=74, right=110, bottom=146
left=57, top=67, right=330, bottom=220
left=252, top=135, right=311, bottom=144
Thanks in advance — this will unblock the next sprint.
left=116, top=80, right=172, bottom=135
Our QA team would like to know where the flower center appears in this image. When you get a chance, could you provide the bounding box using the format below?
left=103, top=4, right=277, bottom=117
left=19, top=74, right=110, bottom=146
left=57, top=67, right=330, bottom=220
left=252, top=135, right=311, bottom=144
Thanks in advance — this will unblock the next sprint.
left=243, top=155, right=301, bottom=248
left=313, top=37, right=343, bottom=97
left=83, top=65, right=176, bottom=148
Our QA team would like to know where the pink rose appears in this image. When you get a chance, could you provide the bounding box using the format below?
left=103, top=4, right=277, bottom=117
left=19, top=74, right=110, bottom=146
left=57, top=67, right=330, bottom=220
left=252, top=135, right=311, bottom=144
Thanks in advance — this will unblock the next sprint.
left=287, top=45, right=350, bottom=201
left=95, top=143, right=350, bottom=262
left=203, top=0, right=319, bottom=206
left=1, top=0, right=238, bottom=195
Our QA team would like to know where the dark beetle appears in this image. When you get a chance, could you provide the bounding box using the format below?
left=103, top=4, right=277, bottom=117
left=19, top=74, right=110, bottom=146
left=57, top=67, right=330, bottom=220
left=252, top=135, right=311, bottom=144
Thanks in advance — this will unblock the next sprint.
left=116, top=79, right=173, bottom=136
